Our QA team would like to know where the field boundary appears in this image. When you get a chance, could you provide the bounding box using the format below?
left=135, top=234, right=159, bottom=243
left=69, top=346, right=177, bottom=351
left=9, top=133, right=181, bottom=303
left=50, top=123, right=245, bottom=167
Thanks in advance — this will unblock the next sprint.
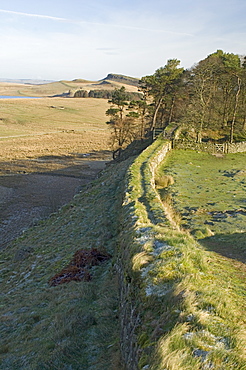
left=173, top=139, right=246, bottom=154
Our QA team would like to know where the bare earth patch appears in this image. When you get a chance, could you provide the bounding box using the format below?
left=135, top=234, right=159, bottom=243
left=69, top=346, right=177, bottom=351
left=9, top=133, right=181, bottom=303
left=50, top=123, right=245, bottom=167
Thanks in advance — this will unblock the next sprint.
left=0, top=151, right=111, bottom=249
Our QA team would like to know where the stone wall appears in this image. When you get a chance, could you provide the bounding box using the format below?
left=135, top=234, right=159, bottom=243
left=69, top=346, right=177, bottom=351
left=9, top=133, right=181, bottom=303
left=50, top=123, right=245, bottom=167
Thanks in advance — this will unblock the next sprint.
left=173, top=140, right=214, bottom=153
left=173, top=140, right=246, bottom=154
left=227, top=141, right=246, bottom=153
left=118, top=139, right=172, bottom=369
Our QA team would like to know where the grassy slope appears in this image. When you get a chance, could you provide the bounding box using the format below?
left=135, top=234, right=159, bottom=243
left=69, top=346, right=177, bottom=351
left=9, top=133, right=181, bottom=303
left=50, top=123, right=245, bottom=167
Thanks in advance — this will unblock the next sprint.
left=1, top=110, right=245, bottom=369
left=0, top=158, right=133, bottom=369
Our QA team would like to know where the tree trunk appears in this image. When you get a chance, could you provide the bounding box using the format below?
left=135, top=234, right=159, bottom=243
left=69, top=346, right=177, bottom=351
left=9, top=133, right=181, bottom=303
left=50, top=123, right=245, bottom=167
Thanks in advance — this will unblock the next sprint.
left=168, top=96, right=175, bottom=124
left=230, top=76, right=241, bottom=143
left=221, top=89, right=230, bottom=129
left=196, top=108, right=205, bottom=143
left=243, top=115, right=246, bottom=131
left=151, top=98, right=163, bottom=131
left=196, top=131, right=202, bottom=143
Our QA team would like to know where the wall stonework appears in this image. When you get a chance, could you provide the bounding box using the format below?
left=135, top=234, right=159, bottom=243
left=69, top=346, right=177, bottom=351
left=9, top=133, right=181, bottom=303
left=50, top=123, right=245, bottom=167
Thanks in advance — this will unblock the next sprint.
left=149, top=142, right=172, bottom=187
left=227, top=141, right=246, bottom=153
left=118, top=140, right=172, bottom=369
left=173, top=140, right=246, bottom=154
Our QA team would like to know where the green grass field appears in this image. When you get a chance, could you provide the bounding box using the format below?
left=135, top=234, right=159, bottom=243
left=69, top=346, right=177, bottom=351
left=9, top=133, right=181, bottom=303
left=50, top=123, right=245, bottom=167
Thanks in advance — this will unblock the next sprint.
left=157, top=150, right=246, bottom=260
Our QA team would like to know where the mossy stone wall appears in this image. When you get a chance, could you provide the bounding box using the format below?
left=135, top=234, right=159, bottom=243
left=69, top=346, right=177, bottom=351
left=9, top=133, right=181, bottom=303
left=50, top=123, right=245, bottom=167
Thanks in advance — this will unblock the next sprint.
left=118, top=140, right=172, bottom=369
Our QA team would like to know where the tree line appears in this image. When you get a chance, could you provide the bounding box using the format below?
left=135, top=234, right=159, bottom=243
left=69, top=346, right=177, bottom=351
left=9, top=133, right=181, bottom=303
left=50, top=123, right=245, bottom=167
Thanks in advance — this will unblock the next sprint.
left=74, top=89, right=142, bottom=100
left=105, top=50, right=246, bottom=158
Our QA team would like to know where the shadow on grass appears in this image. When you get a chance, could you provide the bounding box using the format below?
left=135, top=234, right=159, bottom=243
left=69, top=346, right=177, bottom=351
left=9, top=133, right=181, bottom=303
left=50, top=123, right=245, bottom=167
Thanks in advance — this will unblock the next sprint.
left=199, top=232, right=246, bottom=264
left=0, top=149, right=113, bottom=249
left=37, top=149, right=112, bottom=162
left=0, top=149, right=112, bottom=176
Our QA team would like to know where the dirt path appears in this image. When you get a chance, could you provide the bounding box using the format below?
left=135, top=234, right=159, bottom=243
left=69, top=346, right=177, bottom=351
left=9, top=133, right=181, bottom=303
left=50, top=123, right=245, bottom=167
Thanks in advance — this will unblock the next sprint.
left=0, top=153, right=111, bottom=249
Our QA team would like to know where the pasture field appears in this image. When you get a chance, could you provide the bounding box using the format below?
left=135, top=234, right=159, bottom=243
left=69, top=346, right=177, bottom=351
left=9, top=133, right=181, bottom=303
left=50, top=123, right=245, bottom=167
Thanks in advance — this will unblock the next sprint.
left=0, top=97, right=111, bottom=173
left=0, top=97, right=109, bottom=140
left=158, top=149, right=246, bottom=262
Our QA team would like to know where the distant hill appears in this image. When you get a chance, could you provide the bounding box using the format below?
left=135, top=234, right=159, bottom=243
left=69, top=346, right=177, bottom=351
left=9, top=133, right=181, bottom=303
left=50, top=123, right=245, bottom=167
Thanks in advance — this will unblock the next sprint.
left=71, top=78, right=94, bottom=83
left=0, top=74, right=141, bottom=97
left=101, top=74, right=140, bottom=87
left=0, top=78, right=55, bottom=85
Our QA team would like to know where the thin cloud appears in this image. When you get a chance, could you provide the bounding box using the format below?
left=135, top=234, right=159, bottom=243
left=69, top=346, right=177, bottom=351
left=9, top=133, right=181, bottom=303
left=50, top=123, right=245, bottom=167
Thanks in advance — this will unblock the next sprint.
left=0, top=9, right=67, bottom=21
left=0, top=8, right=193, bottom=36
left=96, top=47, right=118, bottom=51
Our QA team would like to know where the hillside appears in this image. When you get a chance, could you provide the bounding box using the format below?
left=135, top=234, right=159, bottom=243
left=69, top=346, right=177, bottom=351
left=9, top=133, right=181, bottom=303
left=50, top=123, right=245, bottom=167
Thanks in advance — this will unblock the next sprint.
left=101, top=73, right=140, bottom=87
left=0, top=159, right=130, bottom=369
left=0, top=74, right=140, bottom=97
left=1, top=137, right=245, bottom=369
left=0, top=78, right=54, bottom=85
left=0, top=81, right=75, bottom=97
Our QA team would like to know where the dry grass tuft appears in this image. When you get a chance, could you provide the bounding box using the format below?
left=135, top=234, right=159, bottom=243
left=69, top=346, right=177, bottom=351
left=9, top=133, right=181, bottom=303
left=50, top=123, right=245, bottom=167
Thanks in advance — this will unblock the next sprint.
left=155, top=174, right=174, bottom=188
left=132, top=251, right=153, bottom=271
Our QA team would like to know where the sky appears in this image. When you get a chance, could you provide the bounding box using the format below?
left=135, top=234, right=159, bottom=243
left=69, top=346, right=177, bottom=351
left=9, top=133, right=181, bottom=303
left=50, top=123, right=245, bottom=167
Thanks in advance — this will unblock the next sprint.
left=0, top=0, right=245, bottom=81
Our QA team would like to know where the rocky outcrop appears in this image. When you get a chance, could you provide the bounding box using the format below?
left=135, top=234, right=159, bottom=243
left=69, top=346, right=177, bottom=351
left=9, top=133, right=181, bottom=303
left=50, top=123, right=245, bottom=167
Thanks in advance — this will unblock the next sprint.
left=102, top=73, right=140, bottom=87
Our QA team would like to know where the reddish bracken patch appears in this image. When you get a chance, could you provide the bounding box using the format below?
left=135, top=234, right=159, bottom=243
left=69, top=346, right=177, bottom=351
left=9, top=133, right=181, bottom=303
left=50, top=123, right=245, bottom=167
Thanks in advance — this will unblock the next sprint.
left=49, top=248, right=112, bottom=286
